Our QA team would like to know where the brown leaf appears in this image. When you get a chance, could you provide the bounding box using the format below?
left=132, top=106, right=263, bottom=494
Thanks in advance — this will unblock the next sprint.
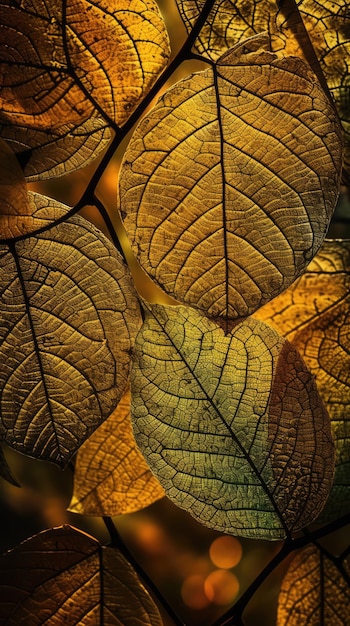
left=120, top=35, right=343, bottom=324
left=277, top=545, right=350, bottom=625
left=0, top=525, right=163, bottom=625
left=69, top=388, right=164, bottom=516
left=0, top=0, right=170, bottom=128
left=0, top=194, right=142, bottom=466
left=255, top=239, right=350, bottom=522
left=0, top=138, right=30, bottom=239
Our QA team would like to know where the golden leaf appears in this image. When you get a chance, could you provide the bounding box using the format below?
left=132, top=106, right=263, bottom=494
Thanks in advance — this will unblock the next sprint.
left=0, top=0, right=170, bottom=128
left=120, top=35, right=342, bottom=323
left=69, top=388, right=164, bottom=516
left=0, top=525, right=163, bottom=625
left=255, top=239, right=350, bottom=522
left=131, top=303, right=334, bottom=540
left=0, top=194, right=142, bottom=466
left=0, top=138, right=30, bottom=239
left=277, top=545, right=350, bottom=625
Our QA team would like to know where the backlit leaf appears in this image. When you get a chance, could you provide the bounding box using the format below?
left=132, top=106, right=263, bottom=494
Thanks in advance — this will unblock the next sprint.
left=120, top=35, right=342, bottom=324
left=277, top=545, right=350, bottom=625
left=0, top=0, right=170, bottom=128
left=69, top=388, right=165, bottom=516
left=255, top=239, right=350, bottom=522
left=0, top=193, right=141, bottom=466
left=0, top=138, right=29, bottom=239
left=131, top=303, right=334, bottom=540
left=0, top=115, right=111, bottom=181
left=176, top=0, right=350, bottom=175
left=0, top=525, right=163, bottom=625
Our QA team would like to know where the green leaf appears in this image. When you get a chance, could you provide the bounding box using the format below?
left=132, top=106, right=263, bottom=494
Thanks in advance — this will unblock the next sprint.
left=255, top=239, right=350, bottom=523
left=0, top=193, right=142, bottom=466
left=131, top=303, right=334, bottom=540
left=277, top=544, right=350, bottom=625
left=120, top=35, right=343, bottom=324
left=0, top=525, right=163, bottom=625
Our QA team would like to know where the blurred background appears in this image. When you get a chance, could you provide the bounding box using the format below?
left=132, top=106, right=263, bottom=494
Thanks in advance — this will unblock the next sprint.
left=1, top=1, right=349, bottom=625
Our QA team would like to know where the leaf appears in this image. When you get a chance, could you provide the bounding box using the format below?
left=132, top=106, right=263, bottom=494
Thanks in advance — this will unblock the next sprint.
left=0, top=138, right=30, bottom=239
left=0, top=525, right=163, bottom=625
left=0, top=193, right=142, bottom=466
left=69, top=388, right=165, bottom=516
left=176, top=0, right=350, bottom=175
left=277, top=545, right=350, bottom=625
left=0, top=445, right=19, bottom=486
left=254, top=239, right=350, bottom=523
left=0, top=0, right=170, bottom=128
left=0, top=115, right=111, bottom=181
left=120, top=35, right=343, bottom=324
left=131, top=303, right=334, bottom=540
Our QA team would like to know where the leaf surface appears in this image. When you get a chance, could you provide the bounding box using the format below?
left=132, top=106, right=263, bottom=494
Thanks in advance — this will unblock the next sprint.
left=0, top=445, right=19, bottom=486
left=255, top=239, right=350, bottom=522
left=0, top=0, right=170, bottom=128
left=131, top=303, right=334, bottom=539
left=0, top=193, right=141, bottom=466
left=277, top=545, right=350, bottom=625
left=0, top=525, right=163, bottom=625
left=69, top=388, right=164, bottom=516
left=120, top=35, right=342, bottom=324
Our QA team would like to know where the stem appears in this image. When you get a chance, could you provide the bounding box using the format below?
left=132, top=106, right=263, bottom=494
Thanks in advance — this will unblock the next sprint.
left=103, top=516, right=185, bottom=626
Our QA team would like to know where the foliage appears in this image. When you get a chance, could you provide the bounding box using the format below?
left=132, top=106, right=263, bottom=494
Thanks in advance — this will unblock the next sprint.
left=0, top=0, right=349, bottom=624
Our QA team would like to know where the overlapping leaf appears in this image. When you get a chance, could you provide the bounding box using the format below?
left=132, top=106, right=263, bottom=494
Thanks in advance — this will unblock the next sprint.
left=69, top=389, right=164, bottom=516
left=0, top=192, right=141, bottom=466
left=0, top=525, right=163, bottom=625
left=0, top=0, right=170, bottom=174
left=131, top=303, right=334, bottom=540
left=176, top=0, right=350, bottom=175
left=120, top=35, right=342, bottom=324
left=277, top=545, right=350, bottom=625
left=255, top=239, right=350, bottom=522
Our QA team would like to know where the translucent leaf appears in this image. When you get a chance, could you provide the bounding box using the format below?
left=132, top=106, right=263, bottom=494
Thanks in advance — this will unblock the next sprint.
left=0, top=115, right=111, bottom=181
left=176, top=0, right=350, bottom=175
left=131, top=303, right=334, bottom=540
left=0, top=525, right=163, bottom=625
left=0, top=0, right=170, bottom=128
left=120, top=35, right=343, bottom=325
left=277, top=545, right=350, bottom=625
left=255, top=239, right=350, bottom=522
left=0, top=193, right=142, bottom=466
left=69, top=388, right=165, bottom=516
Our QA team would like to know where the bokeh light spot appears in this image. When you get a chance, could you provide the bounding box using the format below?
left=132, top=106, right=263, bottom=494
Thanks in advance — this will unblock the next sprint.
left=181, top=574, right=211, bottom=610
left=204, top=569, right=240, bottom=605
left=209, top=535, right=242, bottom=569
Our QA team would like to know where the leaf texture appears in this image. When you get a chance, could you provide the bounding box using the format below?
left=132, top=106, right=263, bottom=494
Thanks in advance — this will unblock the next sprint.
left=0, top=139, right=30, bottom=239
left=131, top=303, right=334, bottom=540
left=69, top=388, right=165, bottom=516
left=0, top=0, right=170, bottom=128
left=255, top=239, right=350, bottom=522
left=0, top=116, right=111, bottom=181
left=120, top=35, right=343, bottom=324
left=0, top=525, right=163, bottom=625
left=0, top=193, right=141, bottom=466
left=176, top=0, right=350, bottom=175
left=277, top=545, right=350, bottom=625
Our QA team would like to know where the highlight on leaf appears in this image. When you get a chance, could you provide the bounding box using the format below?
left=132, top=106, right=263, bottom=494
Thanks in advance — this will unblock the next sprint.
left=0, top=0, right=170, bottom=130
left=254, top=239, right=350, bottom=523
left=0, top=138, right=30, bottom=239
left=69, top=388, right=165, bottom=516
left=120, top=34, right=343, bottom=324
left=0, top=193, right=142, bottom=467
left=131, top=302, right=334, bottom=540
left=277, top=544, right=350, bottom=625
left=0, top=525, right=163, bottom=626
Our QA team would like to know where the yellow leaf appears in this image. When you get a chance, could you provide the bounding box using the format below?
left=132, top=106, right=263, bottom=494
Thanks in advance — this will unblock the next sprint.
left=277, top=545, right=350, bottom=625
left=0, top=0, right=170, bottom=128
left=0, top=194, right=142, bottom=466
left=69, top=389, right=164, bottom=516
left=0, top=525, right=163, bottom=625
left=120, top=35, right=342, bottom=324
left=255, top=239, right=350, bottom=522
left=131, top=303, right=334, bottom=540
